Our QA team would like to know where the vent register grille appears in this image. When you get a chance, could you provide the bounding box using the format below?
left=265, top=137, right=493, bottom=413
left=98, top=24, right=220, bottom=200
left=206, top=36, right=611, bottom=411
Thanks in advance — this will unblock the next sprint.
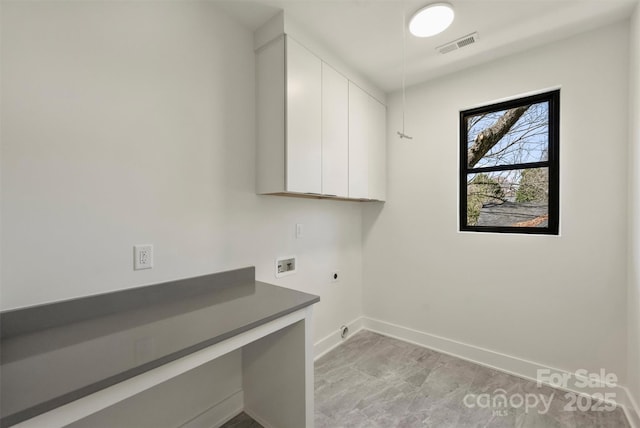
left=437, top=32, right=479, bottom=54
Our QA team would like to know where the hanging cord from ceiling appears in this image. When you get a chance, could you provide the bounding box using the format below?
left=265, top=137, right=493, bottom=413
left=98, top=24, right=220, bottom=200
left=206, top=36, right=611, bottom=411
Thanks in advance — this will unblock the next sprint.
left=397, top=9, right=413, bottom=140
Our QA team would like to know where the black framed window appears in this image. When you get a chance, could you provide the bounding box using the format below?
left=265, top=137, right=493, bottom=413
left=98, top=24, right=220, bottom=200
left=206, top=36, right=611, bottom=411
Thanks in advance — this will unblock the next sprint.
left=459, top=90, right=559, bottom=234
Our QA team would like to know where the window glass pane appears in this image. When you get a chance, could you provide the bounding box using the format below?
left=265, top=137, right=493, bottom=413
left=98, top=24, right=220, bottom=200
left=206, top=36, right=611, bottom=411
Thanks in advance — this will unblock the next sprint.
left=466, top=101, right=549, bottom=168
left=466, top=168, right=549, bottom=227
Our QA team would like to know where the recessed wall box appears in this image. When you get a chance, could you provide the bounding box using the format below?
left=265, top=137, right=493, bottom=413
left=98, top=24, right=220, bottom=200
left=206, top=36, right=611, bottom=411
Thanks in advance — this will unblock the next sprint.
left=275, top=256, right=297, bottom=278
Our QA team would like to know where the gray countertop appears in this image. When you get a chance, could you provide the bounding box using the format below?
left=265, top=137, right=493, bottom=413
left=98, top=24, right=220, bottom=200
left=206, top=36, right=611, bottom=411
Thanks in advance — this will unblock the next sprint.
left=0, top=267, right=319, bottom=427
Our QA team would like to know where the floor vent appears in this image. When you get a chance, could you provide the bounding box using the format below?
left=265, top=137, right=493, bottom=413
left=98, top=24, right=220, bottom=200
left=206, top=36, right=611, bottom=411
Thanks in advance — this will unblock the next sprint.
left=437, top=32, right=479, bottom=54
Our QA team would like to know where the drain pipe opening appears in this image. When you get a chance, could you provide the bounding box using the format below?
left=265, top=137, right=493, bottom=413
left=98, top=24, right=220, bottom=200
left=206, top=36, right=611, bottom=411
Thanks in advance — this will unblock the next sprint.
left=340, top=325, right=349, bottom=339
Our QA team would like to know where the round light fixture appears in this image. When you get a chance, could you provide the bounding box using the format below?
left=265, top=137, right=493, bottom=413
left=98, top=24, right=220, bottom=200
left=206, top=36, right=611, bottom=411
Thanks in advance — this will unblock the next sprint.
left=409, top=3, right=455, bottom=37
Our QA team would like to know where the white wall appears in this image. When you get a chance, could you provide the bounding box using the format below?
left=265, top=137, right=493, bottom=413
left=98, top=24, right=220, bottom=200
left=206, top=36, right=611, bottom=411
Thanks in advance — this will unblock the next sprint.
left=0, top=1, right=363, bottom=345
left=3, top=0, right=637, bottom=424
left=1, top=2, right=365, bottom=424
left=363, top=22, right=629, bottom=381
left=628, top=0, right=640, bottom=414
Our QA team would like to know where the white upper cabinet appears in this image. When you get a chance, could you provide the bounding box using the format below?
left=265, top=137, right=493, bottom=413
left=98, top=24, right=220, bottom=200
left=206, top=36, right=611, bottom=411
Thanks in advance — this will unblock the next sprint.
left=368, top=93, right=387, bottom=201
left=255, top=35, right=323, bottom=195
left=348, top=82, right=369, bottom=199
left=286, top=38, right=322, bottom=194
left=256, top=36, right=285, bottom=195
left=256, top=32, right=386, bottom=201
left=349, top=82, right=387, bottom=200
left=321, top=63, right=349, bottom=198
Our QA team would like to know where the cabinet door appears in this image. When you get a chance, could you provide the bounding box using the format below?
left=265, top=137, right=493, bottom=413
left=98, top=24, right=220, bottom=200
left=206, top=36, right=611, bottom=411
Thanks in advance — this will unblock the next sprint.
left=286, top=37, right=322, bottom=194
left=368, top=97, right=386, bottom=201
left=348, top=83, right=386, bottom=201
left=348, top=82, right=369, bottom=199
left=321, top=63, right=349, bottom=197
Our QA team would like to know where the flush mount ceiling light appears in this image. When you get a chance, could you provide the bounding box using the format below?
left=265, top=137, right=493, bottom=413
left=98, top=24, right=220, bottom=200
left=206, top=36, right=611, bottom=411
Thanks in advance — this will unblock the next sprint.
left=409, top=2, right=455, bottom=37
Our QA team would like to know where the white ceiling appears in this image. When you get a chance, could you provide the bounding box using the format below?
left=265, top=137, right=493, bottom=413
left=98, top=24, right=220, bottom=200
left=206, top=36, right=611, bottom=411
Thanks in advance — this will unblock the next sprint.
left=216, top=0, right=638, bottom=93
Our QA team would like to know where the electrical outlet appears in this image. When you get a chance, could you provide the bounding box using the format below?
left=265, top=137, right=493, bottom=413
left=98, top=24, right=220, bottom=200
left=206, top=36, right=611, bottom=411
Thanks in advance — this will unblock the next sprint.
left=134, top=245, right=153, bottom=270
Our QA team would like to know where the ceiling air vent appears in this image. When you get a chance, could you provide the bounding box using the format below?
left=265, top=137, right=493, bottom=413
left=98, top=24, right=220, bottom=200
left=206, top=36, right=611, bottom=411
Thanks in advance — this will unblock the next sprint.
left=437, top=32, right=479, bottom=54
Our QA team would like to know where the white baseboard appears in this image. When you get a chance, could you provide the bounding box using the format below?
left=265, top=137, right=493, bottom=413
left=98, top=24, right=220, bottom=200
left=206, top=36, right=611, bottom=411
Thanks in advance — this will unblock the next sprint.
left=313, top=316, right=365, bottom=360
left=181, top=389, right=243, bottom=428
left=243, top=407, right=277, bottom=428
left=347, top=316, right=640, bottom=428
left=622, top=386, right=640, bottom=428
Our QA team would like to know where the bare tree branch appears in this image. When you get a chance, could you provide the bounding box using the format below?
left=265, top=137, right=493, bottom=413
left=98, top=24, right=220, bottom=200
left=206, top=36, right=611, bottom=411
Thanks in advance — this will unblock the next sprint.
left=467, top=105, right=531, bottom=167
